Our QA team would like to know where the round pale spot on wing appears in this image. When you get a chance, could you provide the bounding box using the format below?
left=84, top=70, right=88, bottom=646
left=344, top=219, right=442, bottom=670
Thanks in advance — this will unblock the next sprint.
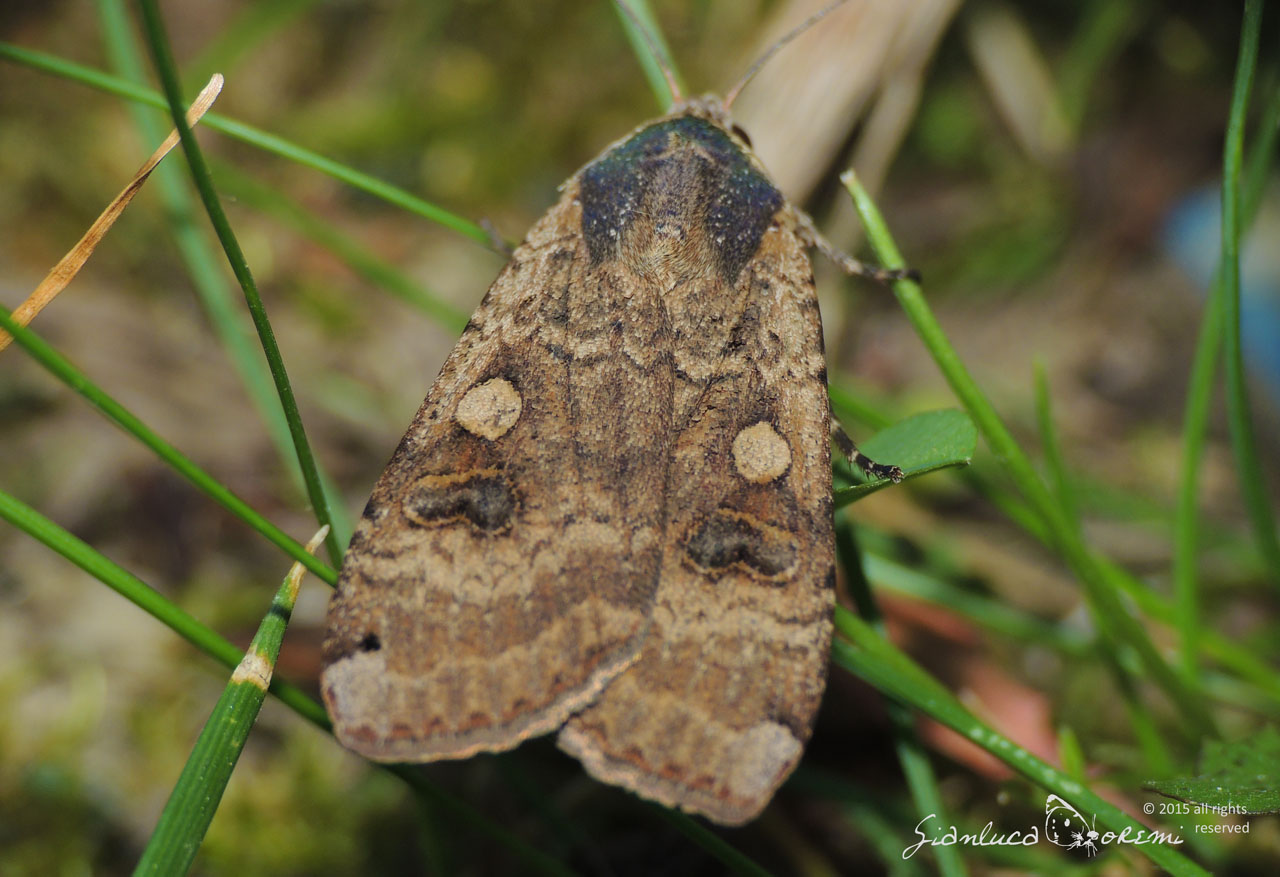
left=456, top=377, right=522, bottom=440
left=732, top=421, right=790, bottom=483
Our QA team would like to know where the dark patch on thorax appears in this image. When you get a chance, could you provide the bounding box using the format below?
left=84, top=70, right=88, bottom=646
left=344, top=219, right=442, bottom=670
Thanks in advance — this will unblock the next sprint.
left=579, top=115, right=783, bottom=283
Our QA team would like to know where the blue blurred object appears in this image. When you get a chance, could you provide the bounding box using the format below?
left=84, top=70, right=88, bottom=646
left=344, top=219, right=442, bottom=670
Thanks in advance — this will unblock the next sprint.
left=1163, top=183, right=1280, bottom=406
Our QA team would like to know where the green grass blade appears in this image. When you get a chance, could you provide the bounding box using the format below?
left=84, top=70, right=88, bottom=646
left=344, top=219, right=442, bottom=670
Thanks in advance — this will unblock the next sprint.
left=829, top=380, right=895, bottom=431
left=382, top=766, right=574, bottom=877
left=1219, top=0, right=1280, bottom=587
left=868, top=514, right=1280, bottom=715
left=861, top=552, right=1093, bottom=655
left=838, top=520, right=967, bottom=877
left=0, top=487, right=572, bottom=875
left=1056, top=725, right=1086, bottom=782
left=1028, top=363, right=1177, bottom=766
left=811, top=789, right=919, bottom=875
left=841, top=169, right=1214, bottom=738
left=187, top=0, right=321, bottom=86
left=1032, top=360, right=1080, bottom=525
left=0, top=486, right=326, bottom=724
left=1173, top=72, right=1280, bottom=680
left=96, top=0, right=352, bottom=552
left=0, top=311, right=335, bottom=586
left=1056, top=0, right=1145, bottom=131
left=1097, top=553, right=1280, bottom=706
left=613, top=0, right=683, bottom=110
left=214, top=163, right=469, bottom=331
left=1173, top=270, right=1223, bottom=683
left=646, top=806, right=773, bottom=877
left=136, top=0, right=343, bottom=566
left=0, top=42, right=491, bottom=247
left=134, top=528, right=327, bottom=877
left=1103, top=647, right=1177, bottom=777
left=492, top=754, right=607, bottom=871
left=830, top=608, right=1208, bottom=877
left=1240, top=74, right=1280, bottom=226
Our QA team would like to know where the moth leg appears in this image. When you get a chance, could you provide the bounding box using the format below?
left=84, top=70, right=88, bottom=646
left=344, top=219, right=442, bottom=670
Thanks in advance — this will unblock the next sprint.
left=832, top=416, right=904, bottom=483
left=794, top=210, right=920, bottom=284
left=479, top=217, right=515, bottom=258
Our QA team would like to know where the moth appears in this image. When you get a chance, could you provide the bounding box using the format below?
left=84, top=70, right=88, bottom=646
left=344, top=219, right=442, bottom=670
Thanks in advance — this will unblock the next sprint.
left=321, top=2, right=904, bottom=826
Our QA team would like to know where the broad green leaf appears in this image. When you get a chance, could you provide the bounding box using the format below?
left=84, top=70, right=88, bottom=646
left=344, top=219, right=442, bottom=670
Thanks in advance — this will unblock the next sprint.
left=1146, top=726, right=1280, bottom=815
left=835, top=409, right=977, bottom=506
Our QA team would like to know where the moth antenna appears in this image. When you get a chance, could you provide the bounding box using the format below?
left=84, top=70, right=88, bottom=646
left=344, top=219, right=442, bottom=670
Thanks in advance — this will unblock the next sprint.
left=613, top=0, right=683, bottom=104
left=724, top=0, right=850, bottom=110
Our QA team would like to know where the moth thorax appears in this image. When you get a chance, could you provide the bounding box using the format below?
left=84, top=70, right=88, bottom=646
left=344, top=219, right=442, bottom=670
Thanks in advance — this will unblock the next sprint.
left=623, top=223, right=718, bottom=287
left=620, top=166, right=721, bottom=283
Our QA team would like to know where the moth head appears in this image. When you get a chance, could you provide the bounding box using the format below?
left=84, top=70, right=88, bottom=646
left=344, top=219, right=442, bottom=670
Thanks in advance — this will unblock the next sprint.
left=654, top=97, right=760, bottom=165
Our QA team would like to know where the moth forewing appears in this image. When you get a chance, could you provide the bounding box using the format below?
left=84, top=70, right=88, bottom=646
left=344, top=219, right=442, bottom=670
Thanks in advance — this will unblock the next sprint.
left=322, top=97, right=837, bottom=824
left=558, top=110, right=835, bottom=823
left=320, top=171, right=668, bottom=761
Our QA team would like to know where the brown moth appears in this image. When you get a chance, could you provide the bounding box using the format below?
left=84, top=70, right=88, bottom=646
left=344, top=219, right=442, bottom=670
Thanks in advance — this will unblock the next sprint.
left=321, top=2, right=902, bottom=826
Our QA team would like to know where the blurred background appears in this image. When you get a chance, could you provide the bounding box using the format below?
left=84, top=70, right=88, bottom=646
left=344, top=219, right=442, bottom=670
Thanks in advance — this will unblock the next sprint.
left=1, top=0, right=1277, bottom=873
